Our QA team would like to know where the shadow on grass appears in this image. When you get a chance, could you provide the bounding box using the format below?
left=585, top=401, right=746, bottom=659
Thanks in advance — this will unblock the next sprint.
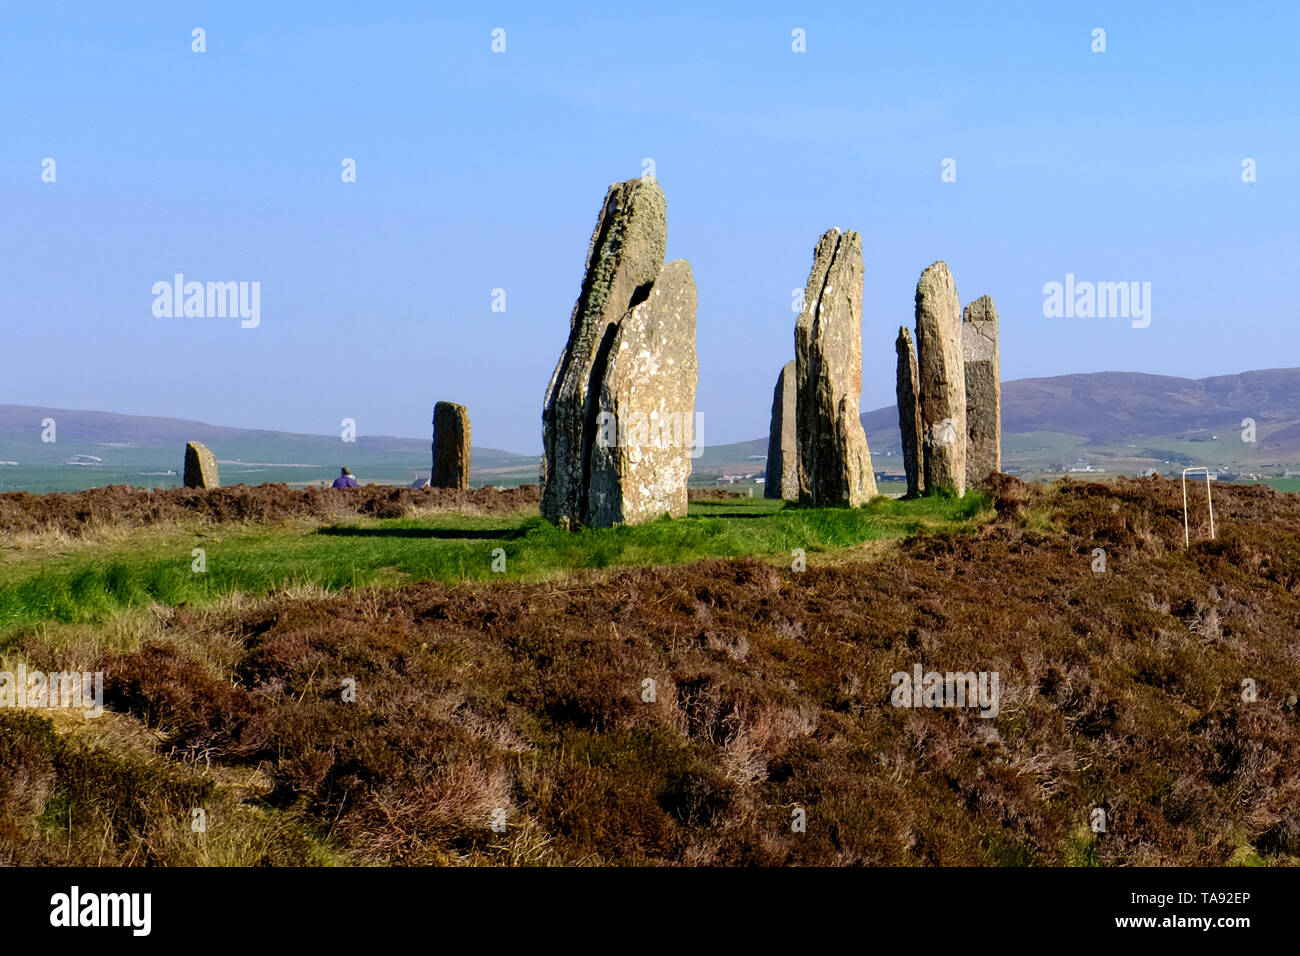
left=686, top=511, right=771, bottom=520
left=316, top=526, right=521, bottom=540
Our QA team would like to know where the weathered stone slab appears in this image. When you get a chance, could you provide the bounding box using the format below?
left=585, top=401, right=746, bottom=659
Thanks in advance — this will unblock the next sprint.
left=183, top=441, right=219, bottom=489
left=431, top=401, right=471, bottom=489
left=764, top=360, right=798, bottom=500
left=895, top=327, right=923, bottom=498
left=962, top=295, right=1001, bottom=488
left=585, top=259, right=698, bottom=528
left=794, top=229, right=876, bottom=506
left=914, top=261, right=967, bottom=496
left=541, top=178, right=667, bottom=528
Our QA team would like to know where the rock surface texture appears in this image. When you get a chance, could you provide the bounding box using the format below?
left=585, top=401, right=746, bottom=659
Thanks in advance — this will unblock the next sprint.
left=542, top=177, right=699, bottom=528
left=183, top=441, right=219, bottom=489
left=914, top=261, right=967, bottom=497
left=586, top=259, right=698, bottom=527
left=431, top=401, right=471, bottom=489
left=962, top=295, right=1001, bottom=489
left=541, top=178, right=667, bottom=528
left=764, top=360, right=798, bottom=500
left=895, top=327, right=923, bottom=498
left=794, top=229, right=876, bottom=507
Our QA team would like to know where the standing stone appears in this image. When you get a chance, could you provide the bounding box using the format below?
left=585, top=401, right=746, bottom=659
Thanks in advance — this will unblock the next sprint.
left=914, top=261, right=967, bottom=496
left=963, top=296, right=1001, bottom=488
left=431, top=401, right=471, bottom=489
left=183, top=441, right=219, bottom=489
left=764, top=360, right=798, bottom=500
left=794, top=229, right=876, bottom=507
left=541, top=178, right=667, bottom=528
left=895, top=327, right=923, bottom=498
left=586, top=260, right=698, bottom=527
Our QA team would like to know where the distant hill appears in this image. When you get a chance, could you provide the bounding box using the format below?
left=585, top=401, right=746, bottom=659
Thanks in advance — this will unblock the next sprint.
left=857, top=367, right=1300, bottom=478
left=0, top=405, right=538, bottom=492
left=7, top=367, right=1300, bottom=493
left=703, top=367, right=1300, bottom=481
left=861, top=367, right=1300, bottom=444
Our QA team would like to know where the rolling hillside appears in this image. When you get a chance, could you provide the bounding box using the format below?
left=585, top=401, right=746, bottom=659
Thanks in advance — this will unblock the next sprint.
left=6, top=367, right=1300, bottom=492
left=858, top=367, right=1300, bottom=480
left=862, top=367, right=1300, bottom=445
left=692, top=368, right=1300, bottom=483
left=0, top=405, right=538, bottom=492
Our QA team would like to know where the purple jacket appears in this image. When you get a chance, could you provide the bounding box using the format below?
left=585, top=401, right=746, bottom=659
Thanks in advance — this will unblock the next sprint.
left=332, top=474, right=359, bottom=488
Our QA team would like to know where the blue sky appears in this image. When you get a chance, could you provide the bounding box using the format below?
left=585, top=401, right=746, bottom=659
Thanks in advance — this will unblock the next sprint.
left=4, top=1, right=1297, bottom=453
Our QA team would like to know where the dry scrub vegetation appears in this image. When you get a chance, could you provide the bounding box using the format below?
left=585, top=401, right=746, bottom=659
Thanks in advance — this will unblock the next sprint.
left=3, top=476, right=1299, bottom=866
left=0, top=483, right=542, bottom=540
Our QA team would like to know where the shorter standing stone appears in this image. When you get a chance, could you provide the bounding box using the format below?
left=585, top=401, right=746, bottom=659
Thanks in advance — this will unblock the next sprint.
left=895, top=327, right=923, bottom=498
left=183, top=441, right=219, bottom=489
left=764, top=360, right=798, bottom=500
left=963, top=295, right=1001, bottom=488
left=432, top=402, right=471, bottom=489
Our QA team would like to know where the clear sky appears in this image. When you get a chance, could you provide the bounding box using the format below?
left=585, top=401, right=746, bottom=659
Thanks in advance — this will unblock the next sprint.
left=4, top=1, right=1297, bottom=453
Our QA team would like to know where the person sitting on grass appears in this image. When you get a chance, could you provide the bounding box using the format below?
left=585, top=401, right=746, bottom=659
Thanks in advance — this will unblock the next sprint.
left=332, top=467, right=359, bottom=489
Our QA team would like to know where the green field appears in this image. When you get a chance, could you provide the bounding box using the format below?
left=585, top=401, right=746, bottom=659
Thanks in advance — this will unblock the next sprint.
left=1245, top=477, right=1300, bottom=493
left=0, top=428, right=542, bottom=493
left=0, top=459, right=534, bottom=494
left=0, top=494, right=987, bottom=641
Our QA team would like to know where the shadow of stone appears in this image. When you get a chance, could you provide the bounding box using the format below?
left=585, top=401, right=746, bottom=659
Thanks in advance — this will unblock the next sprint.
left=316, top=526, right=520, bottom=540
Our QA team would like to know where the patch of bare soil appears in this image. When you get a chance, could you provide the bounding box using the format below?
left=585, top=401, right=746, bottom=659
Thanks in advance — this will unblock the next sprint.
left=686, top=488, right=751, bottom=501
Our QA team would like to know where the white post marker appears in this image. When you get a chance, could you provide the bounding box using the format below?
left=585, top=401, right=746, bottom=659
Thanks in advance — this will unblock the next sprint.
left=1181, top=466, right=1216, bottom=548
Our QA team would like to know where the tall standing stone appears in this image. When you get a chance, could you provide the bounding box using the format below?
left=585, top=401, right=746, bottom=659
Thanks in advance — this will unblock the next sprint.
left=183, top=441, right=219, bottom=489
left=431, top=401, right=471, bottom=489
left=764, top=360, right=798, bottom=500
left=962, top=295, right=1001, bottom=488
left=541, top=178, right=667, bottom=528
left=914, top=261, right=967, bottom=496
left=586, top=259, right=698, bottom=527
left=794, top=229, right=876, bottom=506
left=895, top=327, right=923, bottom=498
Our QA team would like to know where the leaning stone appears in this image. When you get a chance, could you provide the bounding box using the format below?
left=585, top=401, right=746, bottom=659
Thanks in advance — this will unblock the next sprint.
left=541, top=178, right=667, bottom=528
left=914, top=261, right=967, bottom=496
left=794, top=229, right=876, bottom=506
left=585, top=259, right=698, bottom=528
left=183, top=441, right=219, bottom=489
left=895, top=327, right=923, bottom=497
left=764, top=360, right=798, bottom=500
left=431, top=402, right=471, bottom=489
left=962, top=295, right=1001, bottom=488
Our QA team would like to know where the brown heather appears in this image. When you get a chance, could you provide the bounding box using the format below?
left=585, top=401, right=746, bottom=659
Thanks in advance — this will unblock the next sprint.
left=3, top=475, right=1299, bottom=865
left=0, top=483, right=541, bottom=537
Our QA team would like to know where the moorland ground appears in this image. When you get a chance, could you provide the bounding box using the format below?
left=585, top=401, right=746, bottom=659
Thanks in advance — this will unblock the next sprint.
left=1, top=478, right=1298, bottom=866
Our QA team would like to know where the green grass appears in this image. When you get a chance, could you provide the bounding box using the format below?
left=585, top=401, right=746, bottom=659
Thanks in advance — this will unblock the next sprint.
left=1245, top=477, right=1300, bottom=493
left=0, top=494, right=989, bottom=638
